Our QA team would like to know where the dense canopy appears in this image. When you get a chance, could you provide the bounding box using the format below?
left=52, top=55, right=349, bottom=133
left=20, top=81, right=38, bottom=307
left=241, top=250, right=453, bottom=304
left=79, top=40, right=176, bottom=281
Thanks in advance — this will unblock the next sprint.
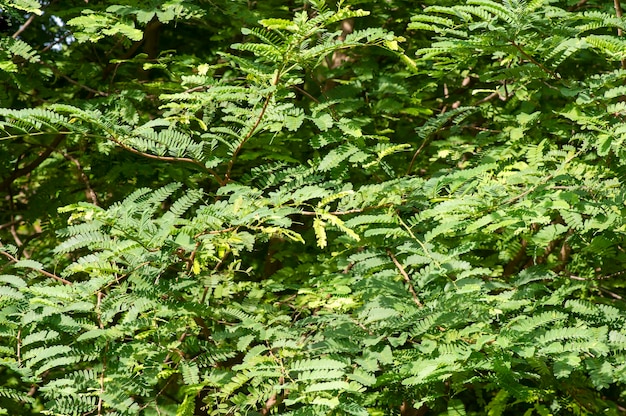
left=1, top=0, right=626, bottom=415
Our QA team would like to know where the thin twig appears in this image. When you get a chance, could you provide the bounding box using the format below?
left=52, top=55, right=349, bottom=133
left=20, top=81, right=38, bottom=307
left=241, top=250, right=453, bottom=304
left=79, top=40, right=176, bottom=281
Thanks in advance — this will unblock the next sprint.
left=39, top=32, right=73, bottom=54
left=598, top=286, right=623, bottom=300
left=0, top=249, right=72, bottom=285
left=0, top=134, right=65, bottom=192
left=473, top=91, right=505, bottom=105
left=510, top=40, right=559, bottom=79
left=61, top=151, right=99, bottom=205
left=291, top=84, right=320, bottom=104
left=183, top=85, right=209, bottom=94
left=16, top=329, right=22, bottom=366
left=40, top=61, right=110, bottom=97
left=0, top=219, right=21, bottom=230
left=568, top=0, right=590, bottom=11
left=386, top=249, right=422, bottom=307
left=193, top=226, right=237, bottom=239
left=11, top=13, right=36, bottom=39
left=224, top=93, right=273, bottom=182
left=107, top=135, right=225, bottom=185
left=504, top=152, right=578, bottom=206
left=300, top=208, right=366, bottom=216
left=407, top=137, right=430, bottom=175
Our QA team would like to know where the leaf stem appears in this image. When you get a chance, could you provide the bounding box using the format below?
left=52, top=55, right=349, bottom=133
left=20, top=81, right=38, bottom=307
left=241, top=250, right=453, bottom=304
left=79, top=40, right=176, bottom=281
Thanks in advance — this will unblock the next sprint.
left=614, top=0, right=626, bottom=68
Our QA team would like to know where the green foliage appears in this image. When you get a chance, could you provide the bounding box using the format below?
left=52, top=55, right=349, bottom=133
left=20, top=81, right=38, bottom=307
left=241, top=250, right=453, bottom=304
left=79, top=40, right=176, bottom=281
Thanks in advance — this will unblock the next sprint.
left=1, top=0, right=626, bottom=415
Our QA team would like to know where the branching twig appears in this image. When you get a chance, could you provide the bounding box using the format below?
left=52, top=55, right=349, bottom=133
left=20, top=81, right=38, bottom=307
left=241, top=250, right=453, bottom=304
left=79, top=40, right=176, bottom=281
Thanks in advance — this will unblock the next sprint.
left=386, top=249, right=422, bottom=307
left=40, top=32, right=73, bottom=54
left=407, top=137, right=430, bottom=175
left=40, top=61, right=110, bottom=97
left=568, top=0, right=590, bottom=11
left=473, top=91, right=508, bottom=105
left=0, top=218, right=21, bottom=230
left=300, top=208, right=366, bottom=216
left=193, top=226, right=237, bottom=239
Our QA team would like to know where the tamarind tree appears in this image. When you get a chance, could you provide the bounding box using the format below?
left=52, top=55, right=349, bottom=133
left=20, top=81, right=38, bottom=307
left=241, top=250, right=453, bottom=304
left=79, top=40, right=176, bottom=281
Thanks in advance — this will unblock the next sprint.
left=1, top=0, right=626, bottom=414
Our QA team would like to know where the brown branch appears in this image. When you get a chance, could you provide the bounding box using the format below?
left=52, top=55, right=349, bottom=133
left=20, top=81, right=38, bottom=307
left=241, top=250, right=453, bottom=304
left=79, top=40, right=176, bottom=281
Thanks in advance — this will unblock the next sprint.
left=568, top=0, right=590, bottom=11
left=11, top=14, right=36, bottom=39
left=401, top=401, right=428, bottom=416
left=503, top=240, right=527, bottom=277
left=163, top=331, right=189, bottom=365
left=598, top=286, right=623, bottom=300
left=193, top=226, right=237, bottom=239
left=224, top=93, right=273, bottom=182
left=61, top=151, right=99, bottom=205
left=300, top=208, right=366, bottom=216
left=107, top=135, right=225, bottom=185
left=97, top=340, right=108, bottom=416
left=260, top=394, right=278, bottom=416
left=504, top=152, right=578, bottom=206
left=291, top=84, right=320, bottom=104
left=40, top=61, right=110, bottom=97
left=510, top=40, right=559, bottom=79
left=553, top=229, right=573, bottom=274
left=0, top=134, right=65, bottom=192
left=0, top=249, right=72, bottom=285
left=40, top=32, right=73, bottom=54
left=9, top=223, right=23, bottom=250
left=183, top=85, right=208, bottom=94
left=386, top=249, right=422, bottom=307
left=407, top=137, right=430, bottom=175
left=473, top=91, right=506, bottom=105
left=0, top=218, right=21, bottom=230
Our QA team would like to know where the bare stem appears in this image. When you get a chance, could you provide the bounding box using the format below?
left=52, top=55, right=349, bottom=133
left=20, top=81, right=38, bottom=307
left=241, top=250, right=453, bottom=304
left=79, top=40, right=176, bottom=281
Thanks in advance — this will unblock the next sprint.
left=61, top=151, right=99, bottom=205
left=224, top=93, right=273, bottom=182
left=510, top=40, right=559, bottom=79
left=0, top=249, right=72, bottom=285
left=11, top=14, right=36, bottom=39
left=107, top=135, right=225, bottom=185
left=386, top=249, right=422, bottom=307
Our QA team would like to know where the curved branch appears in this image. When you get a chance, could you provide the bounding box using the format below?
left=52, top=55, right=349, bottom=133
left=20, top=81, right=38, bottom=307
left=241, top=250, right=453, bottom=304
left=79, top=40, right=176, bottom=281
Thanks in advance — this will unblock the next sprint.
left=107, top=135, right=225, bottom=185
left=224, top=93, right=273, bottom=182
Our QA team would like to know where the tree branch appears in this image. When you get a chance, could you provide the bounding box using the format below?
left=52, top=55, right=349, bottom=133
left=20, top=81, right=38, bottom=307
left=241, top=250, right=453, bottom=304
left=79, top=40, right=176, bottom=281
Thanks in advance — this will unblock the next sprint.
left=0, top=249, right=72, bottom=285
left=0, top=134, right=65, bottom=192
left=510, top=40, right=559, bottom=79
left=224, top=93, right=273, bottom=182
left=11, top=13, right=36, bottom=39
left=386, top=249, right=422, bottom=307
left=107, top=135, right=225, bottom=185
left=41, top=61, right=110, bottom=97
left=61, top=151, right=99, bottom=205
